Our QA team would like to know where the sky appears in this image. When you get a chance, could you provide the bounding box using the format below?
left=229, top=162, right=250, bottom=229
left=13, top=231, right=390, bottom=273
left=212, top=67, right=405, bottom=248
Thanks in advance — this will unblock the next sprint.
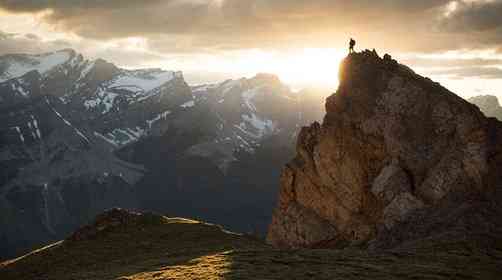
left=0, top=0, right=501, bottom=101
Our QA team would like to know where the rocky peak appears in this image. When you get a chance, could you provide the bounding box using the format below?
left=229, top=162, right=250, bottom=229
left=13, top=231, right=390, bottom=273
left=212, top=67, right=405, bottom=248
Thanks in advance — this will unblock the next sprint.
left=67, top=208, right=164, bottom=242
left=250, top=73, right=282, bottom=85
left=267, top=50, right=502, bottom=249
left=0, top=49, right=79, bottom=82
left=469, top=95, right=502, bottom=121
left=85, top=58, right=121, bottom=82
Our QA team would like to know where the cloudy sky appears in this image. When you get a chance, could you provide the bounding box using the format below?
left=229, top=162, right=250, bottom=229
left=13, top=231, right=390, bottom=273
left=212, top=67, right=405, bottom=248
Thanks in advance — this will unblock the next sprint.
left=0, top=0, right=501, bottom=100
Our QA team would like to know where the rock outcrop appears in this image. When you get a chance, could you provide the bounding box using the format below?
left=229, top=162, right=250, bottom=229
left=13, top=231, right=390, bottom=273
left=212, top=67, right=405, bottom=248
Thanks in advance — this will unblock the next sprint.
left=267, top=50, right=502, bottom=249
left=67, top=208, right=160, bottom=242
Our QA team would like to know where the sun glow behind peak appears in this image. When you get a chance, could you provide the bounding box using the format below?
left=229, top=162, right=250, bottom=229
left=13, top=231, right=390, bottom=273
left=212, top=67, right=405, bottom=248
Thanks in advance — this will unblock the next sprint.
left=234, top=48, right=345, bottom=91
left=165, top=48, right=345, bottom=91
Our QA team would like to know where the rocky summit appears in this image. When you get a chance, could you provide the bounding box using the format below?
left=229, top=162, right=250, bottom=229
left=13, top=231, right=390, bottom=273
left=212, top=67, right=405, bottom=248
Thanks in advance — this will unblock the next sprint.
left=268, top=50, right=502, bottom=249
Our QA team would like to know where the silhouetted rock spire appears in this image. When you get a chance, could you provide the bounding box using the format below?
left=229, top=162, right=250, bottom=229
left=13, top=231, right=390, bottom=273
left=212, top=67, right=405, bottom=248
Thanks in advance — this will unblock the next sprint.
left=267, top=50, right=502, bottom=249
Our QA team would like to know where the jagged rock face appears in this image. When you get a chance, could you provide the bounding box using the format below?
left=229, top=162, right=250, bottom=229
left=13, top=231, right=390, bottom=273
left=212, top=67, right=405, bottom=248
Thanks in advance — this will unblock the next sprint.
left=469, top=95, right=502, bottom=121
left=267, top=51, right=502, bottom=249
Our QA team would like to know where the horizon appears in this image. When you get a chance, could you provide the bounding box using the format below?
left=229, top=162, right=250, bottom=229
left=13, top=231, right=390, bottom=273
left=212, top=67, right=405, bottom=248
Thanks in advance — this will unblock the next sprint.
left=1, top=1, right=502, bottom=101
left=2, top=46, right=501, bottom=104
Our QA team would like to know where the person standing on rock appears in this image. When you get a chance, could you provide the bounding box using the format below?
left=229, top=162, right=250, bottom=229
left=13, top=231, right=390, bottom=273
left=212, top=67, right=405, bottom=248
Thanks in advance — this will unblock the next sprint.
left=349, top=38, right=356, bottom=54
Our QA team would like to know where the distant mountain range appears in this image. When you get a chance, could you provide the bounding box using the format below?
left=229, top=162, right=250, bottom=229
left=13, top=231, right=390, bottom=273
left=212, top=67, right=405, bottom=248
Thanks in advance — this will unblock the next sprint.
left=0, top=49, right=325, bottom=260
left=468, top=95, right=502, bottom=121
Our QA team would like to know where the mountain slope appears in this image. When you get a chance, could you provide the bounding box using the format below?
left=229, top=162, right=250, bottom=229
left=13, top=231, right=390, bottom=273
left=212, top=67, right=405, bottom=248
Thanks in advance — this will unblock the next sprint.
left=0, top=49, right=325, bottom=260
left=0, top=49, right=77, bottom=83
left=268, top=50, right=502, bottom=249
left=0, top=50, right=185, bottom=259
left=1, top=209, right=501, bottom=280
left=121, top=74, right=323, bottom=237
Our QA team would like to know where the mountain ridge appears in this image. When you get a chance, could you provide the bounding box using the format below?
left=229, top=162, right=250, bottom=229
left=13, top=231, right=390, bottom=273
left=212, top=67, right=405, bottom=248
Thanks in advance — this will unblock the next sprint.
left=0, top=48, right=325, bottom=260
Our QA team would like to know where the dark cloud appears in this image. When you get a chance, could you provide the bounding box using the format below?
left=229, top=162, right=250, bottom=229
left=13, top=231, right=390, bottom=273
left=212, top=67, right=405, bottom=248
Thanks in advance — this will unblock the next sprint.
left=1, top=0, right=501, bottom=54
left=0, top=0, right=153, bottom=13
left=438, top=0, right=502, bottom=49
left=440, top=0, right=502, bottom=32
left=0, top=0, right=454, bottom=53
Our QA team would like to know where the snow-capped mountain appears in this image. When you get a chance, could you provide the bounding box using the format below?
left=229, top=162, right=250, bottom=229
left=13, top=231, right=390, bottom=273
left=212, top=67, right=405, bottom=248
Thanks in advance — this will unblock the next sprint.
left=187, top=74, right=301, bottom=170
left=0, top=49, right=325, bottom=260
left=0, top=50, right=75, bottom=83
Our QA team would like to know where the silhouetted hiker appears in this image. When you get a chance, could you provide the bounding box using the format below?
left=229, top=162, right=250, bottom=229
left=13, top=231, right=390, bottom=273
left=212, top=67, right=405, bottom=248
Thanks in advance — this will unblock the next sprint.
left=349, top=38, right=356, bottom=54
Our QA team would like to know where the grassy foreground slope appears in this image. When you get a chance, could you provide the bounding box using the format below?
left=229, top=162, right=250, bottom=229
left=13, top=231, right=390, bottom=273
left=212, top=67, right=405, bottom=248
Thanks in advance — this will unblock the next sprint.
left=1, top=209, right=501, bottom=280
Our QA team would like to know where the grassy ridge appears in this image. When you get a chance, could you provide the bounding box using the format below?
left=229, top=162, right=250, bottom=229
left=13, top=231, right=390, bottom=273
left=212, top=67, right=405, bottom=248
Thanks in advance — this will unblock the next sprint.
left=1, top=212, right=501, bottom=280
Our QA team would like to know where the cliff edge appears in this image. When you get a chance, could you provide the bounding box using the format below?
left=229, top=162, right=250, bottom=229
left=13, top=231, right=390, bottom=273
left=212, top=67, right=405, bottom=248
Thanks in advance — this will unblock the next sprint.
left=267, top=50, right=502, bottom=249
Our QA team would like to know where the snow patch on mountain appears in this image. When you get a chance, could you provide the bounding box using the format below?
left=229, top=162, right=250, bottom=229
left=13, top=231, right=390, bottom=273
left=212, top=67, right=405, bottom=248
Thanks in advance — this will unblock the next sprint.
left=10, top=82, right=30, bottom=97
left=28, top=115, right=42, bottom=140
left=78, top=61, right=96, bottom=82
left=181, top=100, right=195, bottom=108
left=147, top=110, right=171, bottom=128
left=96, top=127, right=146, bottom=147
left=221, top=79, right=243, bottom=95
left=80, top=68, right=180, bottom=109
left=94, top=132, right=118, bottom=147
left=45, top=96, right=90, bottom=143
left=0, top=50, right=72, bottom=82
left=109, top=69, right=175, bottom=93
left=84, top=87, right=119, bottom=114
left=242, top=113, right=276, bottom=138
left=242, top=88, right=261, bottom=112
left=11, top=126, right=24, bottom=143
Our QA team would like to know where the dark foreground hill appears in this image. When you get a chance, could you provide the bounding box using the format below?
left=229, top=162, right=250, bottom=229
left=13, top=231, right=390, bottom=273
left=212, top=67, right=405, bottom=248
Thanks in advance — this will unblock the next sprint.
left=1, top=209, right=501, bottom=280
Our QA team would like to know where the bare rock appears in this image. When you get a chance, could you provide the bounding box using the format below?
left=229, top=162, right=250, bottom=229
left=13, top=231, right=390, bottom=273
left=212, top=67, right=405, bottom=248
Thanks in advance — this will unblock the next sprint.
left=382, top=192, right=424, bottom=229
left=67, top=208, right=160, bottom=242
left=267, top=50, right=502, bottom=249
left=371, top=161, right=412, bottom=205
